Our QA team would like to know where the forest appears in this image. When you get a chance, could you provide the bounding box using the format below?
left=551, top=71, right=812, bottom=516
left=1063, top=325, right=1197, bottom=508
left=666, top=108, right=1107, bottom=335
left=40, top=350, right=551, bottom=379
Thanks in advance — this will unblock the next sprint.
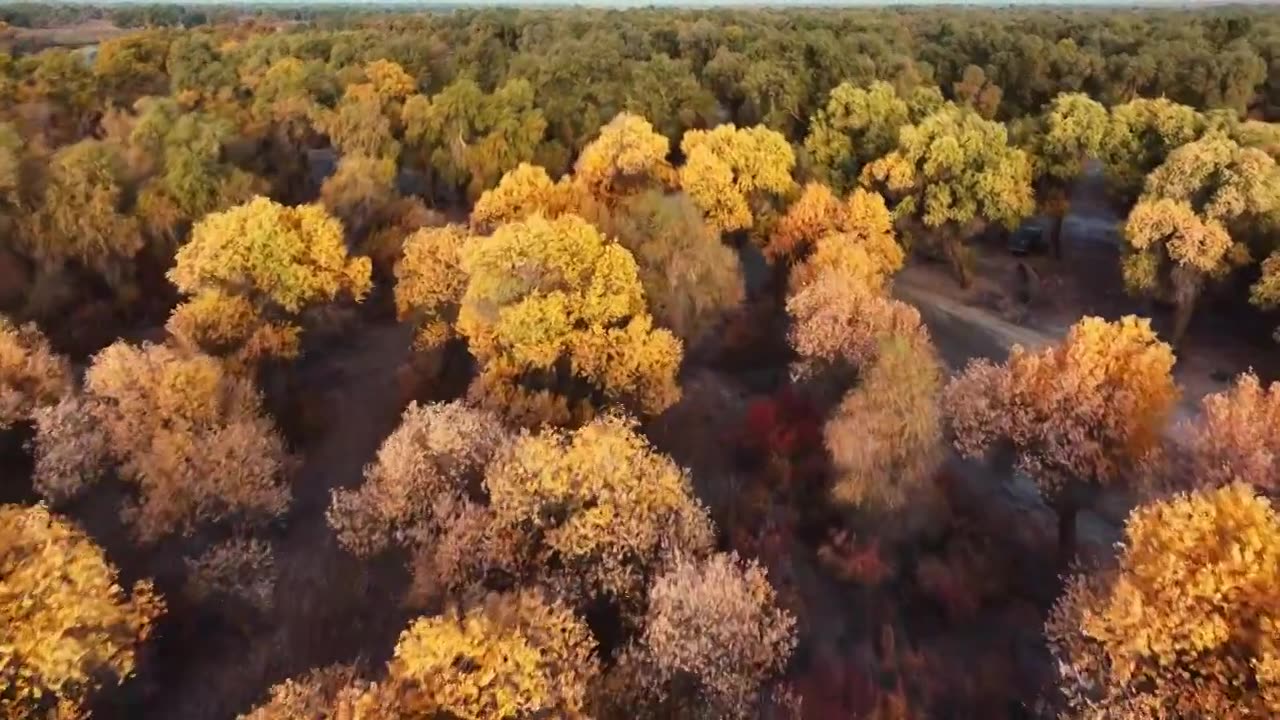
left=2, top=3, right=1280, bottom=719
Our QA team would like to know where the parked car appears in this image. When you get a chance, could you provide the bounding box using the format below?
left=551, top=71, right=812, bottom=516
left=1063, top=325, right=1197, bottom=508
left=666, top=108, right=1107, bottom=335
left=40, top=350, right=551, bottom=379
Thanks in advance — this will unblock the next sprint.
left=1008, top=218, right=1048, bottom=256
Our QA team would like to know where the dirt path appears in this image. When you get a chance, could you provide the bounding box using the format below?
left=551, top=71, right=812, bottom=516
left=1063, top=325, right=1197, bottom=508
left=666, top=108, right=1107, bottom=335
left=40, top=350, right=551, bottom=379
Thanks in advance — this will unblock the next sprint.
left=145, top=321, right=415, bottom=720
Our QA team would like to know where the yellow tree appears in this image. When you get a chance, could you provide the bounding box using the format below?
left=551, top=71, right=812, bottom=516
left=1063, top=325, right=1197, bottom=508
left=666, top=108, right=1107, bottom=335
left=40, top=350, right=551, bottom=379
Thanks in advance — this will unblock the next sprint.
left=387, top=591, right=598, bottom=720
left=241, top=592, right=599, bottom=720
left=0, top=316, right=71, bottom=430
left=617, top=552, right=796, bottom=719
left=1, top=504, right=163, bottom=719
left=943, top=316, right=1179, bottom=563
left=483, top=413, right=714, bottom=606
left=787, top=270, right=926, bottom=380
left=394, top=225, right=472, bottom=351
left=1123, top=132, right=1279, bottom=343
left=1046, top=483, right=1280, bottom=718
left=678, top=123, right=796, bottom=235
left=167, top=196, right=372, bottom=366
left=31, top=342, right=292, bottom=543
left=471, top=162, right=574, bottom=230
left=861, top=104, right=1035, bottom=287
left=784, top=189, right=905, bottom=292
left=457, top=213, right=682, bottom=427
left=1103, top=97, right=1205, bottom=205
left=572, top=113, right=676, bottom=203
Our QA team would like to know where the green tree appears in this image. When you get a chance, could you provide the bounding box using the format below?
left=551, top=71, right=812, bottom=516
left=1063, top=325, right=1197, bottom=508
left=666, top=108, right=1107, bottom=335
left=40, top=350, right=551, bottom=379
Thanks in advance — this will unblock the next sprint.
left=804, top=81, right=934, bottom=194
left=861, top=104, right=1034, bottom=287
left=1123, top=132, right=1280, bottom=343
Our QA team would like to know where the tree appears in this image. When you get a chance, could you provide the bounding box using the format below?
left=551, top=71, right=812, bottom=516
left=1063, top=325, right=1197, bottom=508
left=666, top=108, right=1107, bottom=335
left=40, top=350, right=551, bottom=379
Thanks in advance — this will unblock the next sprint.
left=1102, top=97, right=1205, bottom=205
left=679, top=123, right=796, bottom=235
left=19, top=140, right=142, bottom=286
left=1167, top=372, right=1280, bottom=495
left=241, top=592, right=599, bottom=720
left=92, top=31, right=170, bottom=104
left=327, top=401, right=509, bottom=558
left=943, top=316, right=1179, bottom=563
left=824, top=334, right=944, bottom=511
left=483, top=413, right=714, bottom=605
left=1020, top=93, right=1110, bottom=259
left=784, top=189, right=905, bottom=292
left=1, top=504, right=163, bottom=719
left=1122, top=132, right=1279, bottom=343
left=402, top=78, right=547, bottom=203
left=803, top=81, right=940, bottom=194
left=591, top=191, right=744, bottom=348
left=572, top=113, right=676, bottom=203
left=0, top=316, right=70, bottom=430
left=624, top=54, right=717, bottom=142
left=246, top=56, right=336, bottom=201
left=32, top=342, right=292, bottom=542
left=317, top=82, right=400, bottom=160
left=471, top=162, right=574, bottom=230
left=861, top=104, right=1035, bottom=287
left=952, top=65, right=1002, bottom=120
left=167, top=196, right=372, bottom=365
left=129, top=98, right=262, bottom=247
left=787, top=271, right=926, bottom=381
left=1046, top=483, right=1280, bottom=719
left=388, top=591, right=598, bottom=720
left=457, top=213, right=682, bottom=427
left=394, top=225, right=472, bottom=351
left=618, top=552, right=797, bottom=719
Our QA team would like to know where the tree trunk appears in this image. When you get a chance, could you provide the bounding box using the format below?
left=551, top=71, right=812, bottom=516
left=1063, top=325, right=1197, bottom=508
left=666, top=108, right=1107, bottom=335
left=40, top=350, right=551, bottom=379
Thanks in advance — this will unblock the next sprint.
left=1170, top=271, right=1202, bottom=347
left=942, top=233, right=972, bottom=288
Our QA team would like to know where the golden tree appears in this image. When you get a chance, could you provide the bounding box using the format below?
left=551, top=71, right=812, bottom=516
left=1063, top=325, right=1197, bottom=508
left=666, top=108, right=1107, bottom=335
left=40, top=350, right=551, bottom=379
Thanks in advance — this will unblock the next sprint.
left=1046, top=483, right=1280, bottom=719
left=242, top=592, right=598, bottom=720
left=804, top=81, right=918, bottom=194
left=389, top=591, right=598, bottom=720
left=678, top=123, right=796, bottom=234
left=824, top=334, right=944, bottom=511
left=484, top=413, right=714, bottom=605
left=32, top=342, right=291, bottom=543
left=167, top=196, right=372, bottom=365
left=457, top=213, right=682, bottom=427
left=1122, top=132, right=1278, bottom=343
left=394, top=224, right=472, bottom=351
left=1169, top=372, right=1280, bottom=495
left=470, top=162, right=574, bottom=229
left=1, top=504, right=163, bottom=718
left=0, top=316, right=71, bottom=430
left=861, top=104, right=1035, bottom=287
left=572, top=113, right=676, bottom=202
left=943, top=316, right=1178, bottom=562
left=592, top=191, right=744, bottom=347
left=1020, top=92, right=1110, bottom=258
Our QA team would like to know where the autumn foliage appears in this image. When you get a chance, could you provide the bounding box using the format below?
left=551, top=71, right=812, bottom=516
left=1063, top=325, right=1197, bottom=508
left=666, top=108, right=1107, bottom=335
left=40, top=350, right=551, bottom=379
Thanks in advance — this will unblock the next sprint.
left=1047, top=483, right=1280, bottom=718
left=1, top=504, right=163, bottom=718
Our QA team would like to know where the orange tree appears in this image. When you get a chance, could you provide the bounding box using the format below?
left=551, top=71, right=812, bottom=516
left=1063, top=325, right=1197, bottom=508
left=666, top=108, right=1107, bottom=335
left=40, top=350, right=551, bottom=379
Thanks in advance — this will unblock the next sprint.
left=943, top=316, right=1179, bottom=563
